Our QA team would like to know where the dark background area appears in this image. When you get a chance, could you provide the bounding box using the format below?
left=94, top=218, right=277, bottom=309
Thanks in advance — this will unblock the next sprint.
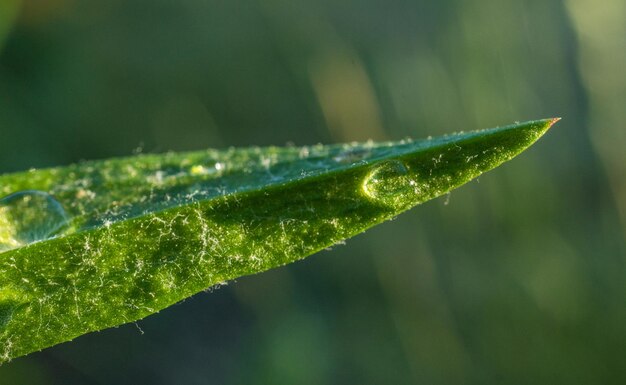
left=1, top=0, right=625, bottom=384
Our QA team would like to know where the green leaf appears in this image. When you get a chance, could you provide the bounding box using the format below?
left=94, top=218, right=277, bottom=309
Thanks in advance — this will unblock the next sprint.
left=0, top=118, right=558, bottom=363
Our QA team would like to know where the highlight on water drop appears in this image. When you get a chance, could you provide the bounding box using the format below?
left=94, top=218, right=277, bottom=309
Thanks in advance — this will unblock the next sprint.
left=0, top=190, right=70, bottom=252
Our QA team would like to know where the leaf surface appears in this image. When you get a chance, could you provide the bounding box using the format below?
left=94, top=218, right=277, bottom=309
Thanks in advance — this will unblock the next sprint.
left=0, top=119, right=558, bottom=362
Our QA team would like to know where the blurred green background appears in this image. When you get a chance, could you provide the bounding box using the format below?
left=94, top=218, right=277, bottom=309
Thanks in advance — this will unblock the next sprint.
left=1, top=0, right=625, bottom=384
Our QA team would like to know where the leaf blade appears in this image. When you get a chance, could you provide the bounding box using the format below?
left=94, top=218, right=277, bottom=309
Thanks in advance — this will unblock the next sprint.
left=0, top=118, right=557, bottom=362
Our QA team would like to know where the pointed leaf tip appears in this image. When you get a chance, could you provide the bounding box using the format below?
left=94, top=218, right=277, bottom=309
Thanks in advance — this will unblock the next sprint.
left=522, top=117, right=561, bottom=140
left=475, top=118, right=558, bottom=157
left=540, top=117, right=560, bottom=134
left=526, top=117, right=560, bottom=145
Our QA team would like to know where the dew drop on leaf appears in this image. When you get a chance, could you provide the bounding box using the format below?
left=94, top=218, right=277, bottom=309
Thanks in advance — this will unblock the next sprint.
left=0, top=190, right=70, bottom=251
left=362, top=160, right=417, bottom=205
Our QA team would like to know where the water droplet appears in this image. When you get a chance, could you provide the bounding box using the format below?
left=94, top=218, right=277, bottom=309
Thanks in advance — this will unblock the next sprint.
left=362, top=160, right=417, bottom=205
left=333, top=148, right=372, bottom=164
left=0, top=191, right=70, bottom=252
